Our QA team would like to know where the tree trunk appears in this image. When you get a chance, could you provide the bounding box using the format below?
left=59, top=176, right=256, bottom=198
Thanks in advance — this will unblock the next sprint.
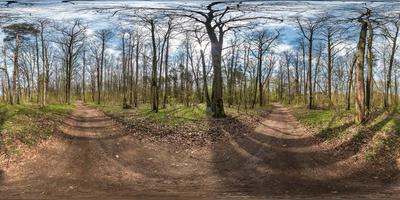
left=302, top=40, right=307, bottom=104
left=40, top=25, right=47, bottom=107
left=122, top=34, right=128, bottom=108
left=228, top=45, right=235, bottom=107
left=355, top=21, right=367, bottom=123
left=287, top=58, right=291, bottom=104
left=258, top=49, right=263, bottom=107
left=395, top=72, right=398, bottom=106
left=12, top=33, right=20, bottom=105
left=210, top=40, right=225, bottom=117
left=129, top=36, right=134, bottom=106
left=365, top=20, right=373, bottom=113
left=384, top=25, right=399, bottom=108
left=346, top=56, right=356, bottom=111
left=150, top=20, right=158, bottom=112
left=327, top=36, right=332, bottom=102
left=295, top=51, right=300, bottom=97
left=307, top=34, right=313, bottom=109
left=35, top=34, right=40, bottom=104
left=134, top=38, right=140, bottom=108
left=3, top=47, right=12, bottom=104
left=200, top=49, right=210, bottom=109
left=206, top=23, right=225, bottom=118
left=163, top=36, right=170, bottom=109
left=82, top=48, right=86, bottom=103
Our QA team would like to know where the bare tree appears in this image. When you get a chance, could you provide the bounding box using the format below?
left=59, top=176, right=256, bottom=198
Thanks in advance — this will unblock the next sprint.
left=382, top=15, right=400, bottom=108
left=94, top=29, right=112, bottom=105
left=248, top=28, right=280, bottom=108
left=54, top=19, right=86, bottom=104
left=365, top=14, right=374, bottom=113
left=321, top=16, right=345, bottom=104
left=179, top=2, right=280, bottom=117
left=3, top=23, right=39, bottom=105
left=297, top=16, right=325, bottom=109
left=193, top=27, right=211, bottom=109
left=354, top=11, right=369, bottom=122
left=37, top=19, right=51, bottom=107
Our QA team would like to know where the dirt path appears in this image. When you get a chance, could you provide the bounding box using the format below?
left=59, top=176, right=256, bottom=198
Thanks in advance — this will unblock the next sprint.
left=210, top=104, right=400, bottom=198
left=0, top=103, right=399, bottom=199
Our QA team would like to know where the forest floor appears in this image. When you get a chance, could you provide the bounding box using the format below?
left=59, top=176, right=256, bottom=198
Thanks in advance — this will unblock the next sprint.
left=0, top=102, right=399, bottom=199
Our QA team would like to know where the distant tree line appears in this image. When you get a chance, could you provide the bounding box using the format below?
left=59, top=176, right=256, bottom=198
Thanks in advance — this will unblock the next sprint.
left=0, top=2, right=399, bottom=122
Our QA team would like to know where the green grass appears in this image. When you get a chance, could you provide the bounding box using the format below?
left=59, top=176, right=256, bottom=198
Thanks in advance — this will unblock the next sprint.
left=0, top=103, right=74, bottom=155
left=90, top=102, right=272, bottom=127
left=92, top=103, right=210, bottom=127
left=292, top=107, right=353, bottom=128
left=291, top=106, right=354, bottom=139
left=363, top=111, right=400, bottom=161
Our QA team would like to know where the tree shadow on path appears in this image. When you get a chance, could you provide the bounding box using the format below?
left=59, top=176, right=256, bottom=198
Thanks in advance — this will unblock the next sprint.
left=209, top=109, right=400, bottom=198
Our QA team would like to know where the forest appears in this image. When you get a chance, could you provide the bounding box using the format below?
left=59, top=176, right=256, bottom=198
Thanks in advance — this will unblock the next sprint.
left=0, top=1, right=400, bottom=199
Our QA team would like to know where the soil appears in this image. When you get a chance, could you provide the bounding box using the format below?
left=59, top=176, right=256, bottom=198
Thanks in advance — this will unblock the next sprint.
left=0, top=103, right=399, bottom=199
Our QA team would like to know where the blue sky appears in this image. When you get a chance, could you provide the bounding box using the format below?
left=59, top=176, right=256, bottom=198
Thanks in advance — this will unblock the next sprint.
left=1, top=1, right=399, bottom=56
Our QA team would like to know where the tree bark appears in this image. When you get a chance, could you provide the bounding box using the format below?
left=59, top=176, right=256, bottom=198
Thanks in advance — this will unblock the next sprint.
left=35, top=34, right=40, bottom=104
left=365, top=20, right=373, bottom=113
left=355, top=20, right=367, bottom=122
left=82, top=48, right=86, bottom=103
left=346, top=56, right=356, bottom=111
left=308, top=33, right=313, bottom=109
left=258, top=48, right=263, bottom=107
left=3, top=47, right=12, bottom=104
left=40, top=24, right=47, bottom=107
left=163, top=35, right=170, bottom=109
left=150, top=20, right=158, bottom=112
left=12, top=33, right=20, bottom=105
left=206, top=24, right=225, bottom=117
left=327, top=36, right=332, bottom=102
left=286, top=55, right=291, bottom=104
left=200, top=49, right=210, bottom=109
left=122, top=34, right=129, bottom=108
left=384, top=24, right=399, bottom=108
left=134, top=37, right=140, bottom=108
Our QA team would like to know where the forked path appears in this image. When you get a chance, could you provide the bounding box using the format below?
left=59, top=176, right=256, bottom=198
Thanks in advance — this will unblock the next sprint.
left=0, top=103, right=399, bottom=199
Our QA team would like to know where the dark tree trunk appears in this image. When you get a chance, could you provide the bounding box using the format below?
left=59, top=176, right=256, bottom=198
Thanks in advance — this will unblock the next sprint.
left=200, top=49, right=210, bottom=109
left=327, top=36, right=332, bottom=102
left=384, top=25, right=399, bottom=108
left=122, top=34, right=129, bottom=109
left=355, top=21, right=367, bottom=122
left=258, top=49, right=263, bottom=107
left=365, top=20, right=373, bottom=113
left=35, top=34, right=40, bottom=104
left=163, top=36, right=170, bottom=109
left=308, top=33, right=313, bottom=109
left=150, top=20, right=158, bottom=112
left=346, top=56, right=356, bottom=111
left=12, top=33, right=20, bottom=105
left=134, top=38, right=140, bottom=108
left=82, top=48, right=86, bottom=103
left=206, top=23, right=225, bottom=118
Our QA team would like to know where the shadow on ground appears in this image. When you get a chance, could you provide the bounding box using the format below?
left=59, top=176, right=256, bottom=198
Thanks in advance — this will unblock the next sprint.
left=209, top=107, right=400, bottom=197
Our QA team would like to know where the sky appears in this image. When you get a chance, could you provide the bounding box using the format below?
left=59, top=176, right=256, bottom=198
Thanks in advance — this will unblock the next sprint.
left=1, top=1, right=400, bottom=56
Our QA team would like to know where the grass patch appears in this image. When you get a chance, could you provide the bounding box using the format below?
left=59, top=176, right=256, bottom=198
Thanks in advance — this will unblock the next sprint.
left=90, top=102, right=272, bottom=127
left=291, top=106, right=354, bottom=139
left=0, top=103, right=74, bottom=155
left=92, top=103, right=210, bottom=126
left=362, top=111, right=400, bottom=161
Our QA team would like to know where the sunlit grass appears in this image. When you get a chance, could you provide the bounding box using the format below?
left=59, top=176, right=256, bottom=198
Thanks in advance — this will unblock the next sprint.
left=363, top=111, right=400, bottom=161
left=291, top=106, right=354, bottom=139
left=291, top=107, right=353, bottom=128
left=91, top=102, right=272, bottom=126
left=0, top=103, right=74, bottom=155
